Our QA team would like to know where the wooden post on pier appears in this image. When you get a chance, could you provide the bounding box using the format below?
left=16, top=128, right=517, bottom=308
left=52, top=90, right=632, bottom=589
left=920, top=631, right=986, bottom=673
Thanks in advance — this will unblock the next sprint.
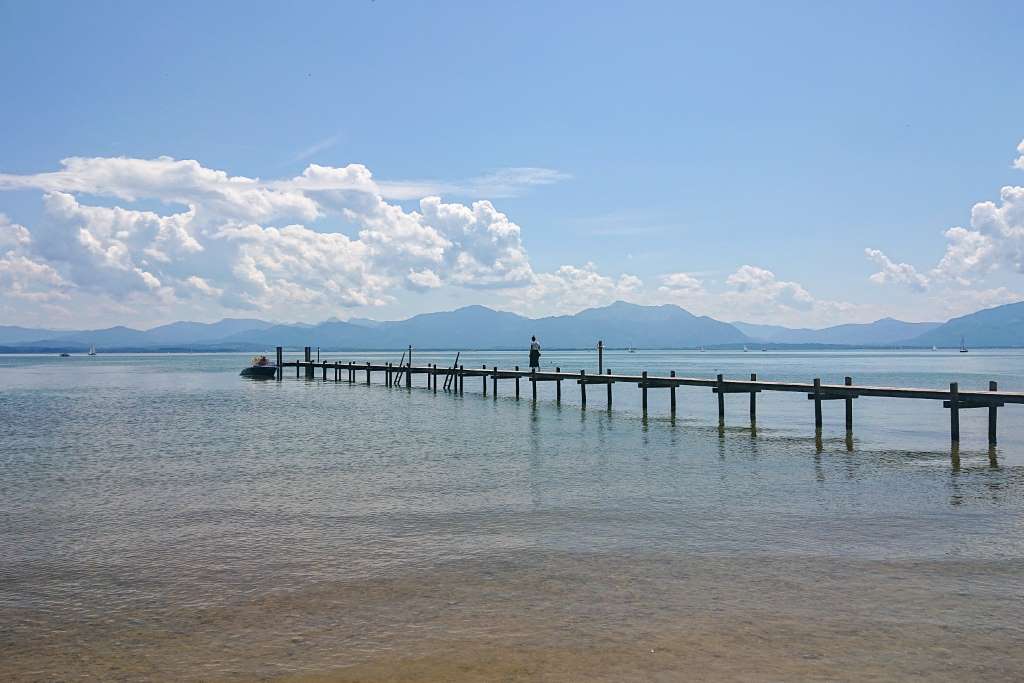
left=641, top=371, right=648, bottom=415
left=365, top=362, right=371, bottom=385
left=482, top=364, right=487, bottom=396
left=433, top=364, right=438, bottom=394
left=322, top=361, right=327, bottom=380
left=276, top=347, right=283, bottom=380
left=844, top=376, right=853, bottom=434
left=598, top=340, right=604, bottom=374
left=950, top=382, right=960, bottom=443
left=492, top=366, right=498, bottom=399
left=555, top=367, right=561, bottom=404
left=304, top=347, right=313, bottom=378
left=515, top=366, right=520, bottom=400
left=580, top=370, right=587, bottom=407
left=606, top=368, right=613, bottom=408
left=531, top=368, right=537, bottom=402
left=670, top=370, right=677, bottom=415
left=405, top=361, right=411, bottom=389
left=296, top=359, right=300, bottom=378
left=459, top=365, right=464, bottom=395
left=813, top=378, right=823, bottom=433
left=989, top=380, right=998, bottom=446
left=750, top=373, right=757, bottom=427
left=716, top=374, right=725, bottom=425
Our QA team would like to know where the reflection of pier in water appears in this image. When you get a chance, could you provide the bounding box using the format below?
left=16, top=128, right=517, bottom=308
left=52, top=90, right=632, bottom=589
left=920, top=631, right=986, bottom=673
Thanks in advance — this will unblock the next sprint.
left=275, top=346, right=1018, bottom=453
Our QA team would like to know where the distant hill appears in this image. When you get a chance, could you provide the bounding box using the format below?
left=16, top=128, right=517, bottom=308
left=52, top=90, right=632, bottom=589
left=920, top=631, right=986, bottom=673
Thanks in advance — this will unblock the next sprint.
left=0, top=325, right=65, bottom=344
left=4, top=300, right=1024, bottom=352
left=536, top=301, right=747, bottom=348
left=907, top=301, right=1024, bottom=347
left=224, top=302, right=750, bottom=350
left=733, top=317, right=941, bottom=345
left=141, top=318, right=274, bottom=344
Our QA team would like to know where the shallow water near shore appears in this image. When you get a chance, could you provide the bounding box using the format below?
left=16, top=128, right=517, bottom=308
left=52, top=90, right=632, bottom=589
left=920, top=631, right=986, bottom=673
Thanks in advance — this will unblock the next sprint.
left=2, top=350, right=1024, bottom=681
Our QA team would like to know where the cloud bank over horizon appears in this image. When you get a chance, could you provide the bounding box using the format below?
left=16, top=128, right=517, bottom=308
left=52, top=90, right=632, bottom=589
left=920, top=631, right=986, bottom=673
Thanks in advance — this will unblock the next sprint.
left=0, top=146, right=1021, bottom=329
left=864, top=138, right=1024, bottom=315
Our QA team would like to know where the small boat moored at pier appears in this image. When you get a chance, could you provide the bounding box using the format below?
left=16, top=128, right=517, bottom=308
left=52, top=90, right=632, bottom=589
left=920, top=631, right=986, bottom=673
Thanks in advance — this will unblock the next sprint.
left=240, top=355, right=277, bottom=378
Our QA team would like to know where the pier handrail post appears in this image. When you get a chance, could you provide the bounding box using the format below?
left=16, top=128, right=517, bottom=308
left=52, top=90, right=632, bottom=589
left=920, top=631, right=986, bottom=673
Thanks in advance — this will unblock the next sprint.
left=670, top=370, right=677, bottom=415
left=555, top=367, right=561, bottom=404
left=750, top=373, right=757, bottom=427
left=606, top=368, right=612, bottom=408
left=949, top=382, right=960, bottom=444
left=716, top=374, right=725, bottom=426
left=813, top=378, right=822, bottom=433
left=580, top=369, right=587, bottom=408
left=988, top=380, right=998, bottom=446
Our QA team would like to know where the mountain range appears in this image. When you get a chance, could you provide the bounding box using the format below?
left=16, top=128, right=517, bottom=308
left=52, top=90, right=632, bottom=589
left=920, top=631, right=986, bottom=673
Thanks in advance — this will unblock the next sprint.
left=1, top=300, right=1021, bottom=352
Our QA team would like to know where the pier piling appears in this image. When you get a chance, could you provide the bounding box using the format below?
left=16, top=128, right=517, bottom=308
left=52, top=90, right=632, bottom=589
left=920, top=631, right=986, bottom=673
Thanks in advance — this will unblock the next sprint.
left=670, top=370, right=677, bottom=415
left=716, top=374, right=725, bottom=426
left=813, top=378, right=822, bottom=433
left=950, top=382, right=960, bottom=443
left=845, top=376, right=853, bottom=434
left=641, top=371, right=648, bottom=415
left=989, top=380, right=998, bottom=446
left=750, top=373, right=757, bottom=427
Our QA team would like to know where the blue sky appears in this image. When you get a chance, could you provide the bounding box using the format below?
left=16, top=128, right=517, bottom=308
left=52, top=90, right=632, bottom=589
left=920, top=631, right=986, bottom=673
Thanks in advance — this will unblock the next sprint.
left=1, top=1, right=1022, bottom=329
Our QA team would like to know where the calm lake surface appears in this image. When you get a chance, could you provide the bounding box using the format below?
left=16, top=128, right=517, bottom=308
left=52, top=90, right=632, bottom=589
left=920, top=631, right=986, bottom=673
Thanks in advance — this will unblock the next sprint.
left=2, top=350, right=1023, bottom=681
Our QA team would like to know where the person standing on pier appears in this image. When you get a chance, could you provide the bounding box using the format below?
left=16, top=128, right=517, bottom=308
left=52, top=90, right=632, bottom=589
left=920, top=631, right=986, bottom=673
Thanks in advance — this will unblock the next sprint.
left=529, top=336, right=541, bottom=369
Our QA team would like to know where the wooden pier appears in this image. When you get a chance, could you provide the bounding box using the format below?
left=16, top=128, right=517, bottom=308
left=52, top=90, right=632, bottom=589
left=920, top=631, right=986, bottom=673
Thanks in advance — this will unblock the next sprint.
left=274, top=346, right=1019, bottom=448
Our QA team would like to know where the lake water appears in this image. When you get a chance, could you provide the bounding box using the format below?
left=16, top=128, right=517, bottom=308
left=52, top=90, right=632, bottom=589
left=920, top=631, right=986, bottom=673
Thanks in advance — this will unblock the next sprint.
left=2, top=350, right=1023, bottom=681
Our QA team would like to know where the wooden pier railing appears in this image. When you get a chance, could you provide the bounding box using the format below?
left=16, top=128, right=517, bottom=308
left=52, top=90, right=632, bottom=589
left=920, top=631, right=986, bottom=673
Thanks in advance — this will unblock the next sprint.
left=273, top=347, right=1017, bottom=447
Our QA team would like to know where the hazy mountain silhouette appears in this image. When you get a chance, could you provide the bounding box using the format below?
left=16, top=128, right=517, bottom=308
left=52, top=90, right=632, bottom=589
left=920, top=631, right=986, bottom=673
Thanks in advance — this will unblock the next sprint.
left=3, top=300, right=1023, bottom=351
left=733, top=317, right=941, bottom=345
left=907, top=301, right=1024, bottom=347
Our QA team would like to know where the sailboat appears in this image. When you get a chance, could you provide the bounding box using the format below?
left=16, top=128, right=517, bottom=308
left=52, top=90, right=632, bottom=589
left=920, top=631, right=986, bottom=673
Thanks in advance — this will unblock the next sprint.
left=959, top=336, right=968, bottom=353
left=88, top=345, right=97, bottom=356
